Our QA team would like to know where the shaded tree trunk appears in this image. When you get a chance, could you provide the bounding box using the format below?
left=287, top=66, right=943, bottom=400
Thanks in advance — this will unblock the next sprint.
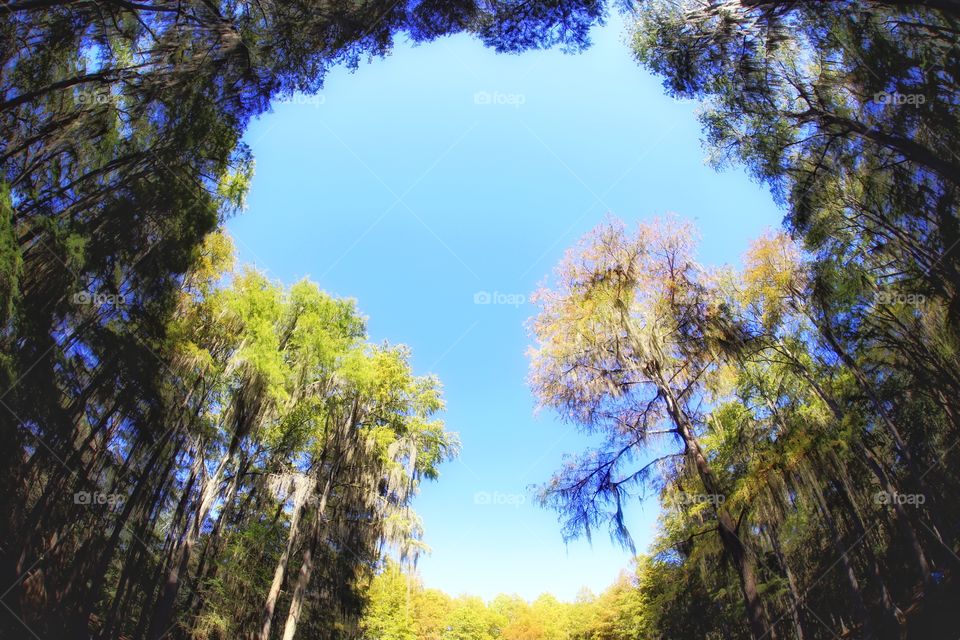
left=662, top=380, right=771, bottom=640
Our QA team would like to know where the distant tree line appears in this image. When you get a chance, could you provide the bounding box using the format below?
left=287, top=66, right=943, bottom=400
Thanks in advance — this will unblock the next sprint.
left=360, top=560, right=649, bottom=640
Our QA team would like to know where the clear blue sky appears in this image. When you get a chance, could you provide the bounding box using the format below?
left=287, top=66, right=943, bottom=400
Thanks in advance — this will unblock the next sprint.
left=228, top=13, right=782, bottom=602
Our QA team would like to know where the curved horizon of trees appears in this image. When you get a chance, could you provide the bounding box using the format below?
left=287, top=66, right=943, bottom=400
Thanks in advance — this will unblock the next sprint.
left=4, top=0, right=960, bottom=638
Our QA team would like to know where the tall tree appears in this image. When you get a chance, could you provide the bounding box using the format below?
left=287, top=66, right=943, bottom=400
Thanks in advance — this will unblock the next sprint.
left=529, top=217, right=771, bottom=638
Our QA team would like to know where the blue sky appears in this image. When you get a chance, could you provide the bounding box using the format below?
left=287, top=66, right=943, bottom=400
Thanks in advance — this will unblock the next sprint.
left=228, top=13, right=782, bottom=602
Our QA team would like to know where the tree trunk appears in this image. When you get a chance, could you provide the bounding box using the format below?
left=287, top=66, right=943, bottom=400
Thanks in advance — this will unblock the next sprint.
left=799, top=469, right=876, bottom=640
left=831, top=477, right=906, bottom=637
left=146, top=442, right=226, bottom=640
left=279, top=472, right=336, bottom=640
left=767, top=523, right=811, bottom=640
left=256, top=485, right=310, bottom=640
left=663, top=384, right=771, bottom=640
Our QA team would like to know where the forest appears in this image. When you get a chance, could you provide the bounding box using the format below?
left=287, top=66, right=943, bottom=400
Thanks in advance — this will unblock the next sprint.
left=1, top=0, right=959, bottom=638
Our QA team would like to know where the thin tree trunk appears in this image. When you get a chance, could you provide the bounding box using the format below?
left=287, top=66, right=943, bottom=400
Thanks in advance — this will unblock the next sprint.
left=279, top=471, right=337, bottom=640
left=798, top=469, right=876, bottom=640
left=767, top=523, right=811, bottom=640
left=256, top=480, right=311, bottom=640
left=831, top=478, right=906, bottom=637
left=145, top=443, right=213, bottom=640
left=816, top=315, right=949, bottom=540
left=789, top=335, right=946, bottom=579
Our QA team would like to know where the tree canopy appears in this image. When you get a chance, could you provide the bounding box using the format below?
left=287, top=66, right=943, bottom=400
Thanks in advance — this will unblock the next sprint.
left=3, top=0, right=959, bottom=638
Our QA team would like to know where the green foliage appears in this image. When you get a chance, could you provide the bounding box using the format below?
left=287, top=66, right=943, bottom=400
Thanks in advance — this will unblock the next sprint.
left=518, top=2, right=960, bottom=636
left=0, top=182, right=20, bottom=329
left=362, top=562, right=417, bottom=640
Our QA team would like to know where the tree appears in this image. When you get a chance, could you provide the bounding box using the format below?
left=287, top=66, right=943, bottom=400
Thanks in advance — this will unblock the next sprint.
left=632, top=0, right=960, bottom=429
left=529, top=217, right=771, bottom=638
left=1, top=230, right=457, bottom=639
left=412, top=587, right=455, bottom=640
left=530, top=214, right=960, bottom=637
left=443, top=596, right=503, bottom=640
left=361, top=561, right=417, bottom=640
